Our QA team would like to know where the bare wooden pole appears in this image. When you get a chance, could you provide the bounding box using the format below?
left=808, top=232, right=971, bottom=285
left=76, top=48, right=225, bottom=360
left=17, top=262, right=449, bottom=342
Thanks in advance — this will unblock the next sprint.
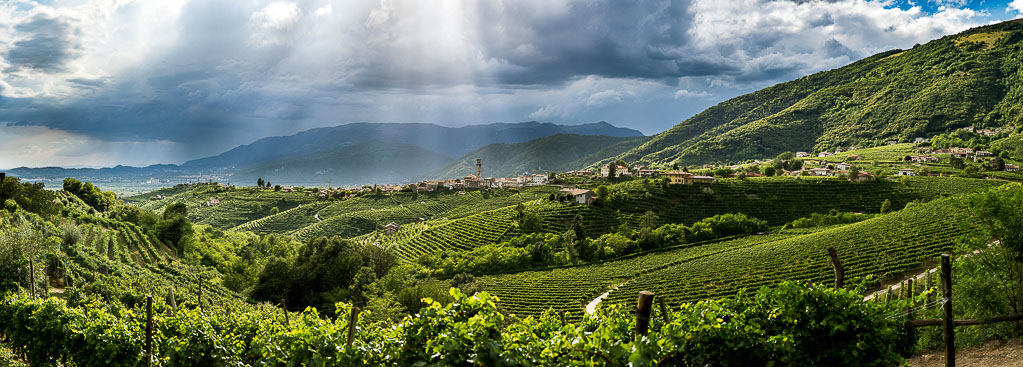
left=29, top=259, right=36, bottom=300
left=145, top=295, right=153, bottom=367
left=559, top=310, right=566, bottom=326
left=635, top=291, right=655, bottom=338
left=941, top=254, right=954, bottom=367
left=658, top=296, right=671, bottom=324
left=826, top=247, right=844, bottom=288
left=346, top=307, right=360, bottom=349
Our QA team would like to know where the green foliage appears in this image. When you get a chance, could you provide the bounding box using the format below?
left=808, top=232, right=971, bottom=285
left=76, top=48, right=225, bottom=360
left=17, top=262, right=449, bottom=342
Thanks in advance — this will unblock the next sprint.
left=63, top=178, right=118, bottom=212
left=880, top=199, right=892, bottom=214
left=787, top=210, right=874, bottom=229
left=0, top=282, right=908, bottom=366
left=967, top=182, right=1023, bottom=259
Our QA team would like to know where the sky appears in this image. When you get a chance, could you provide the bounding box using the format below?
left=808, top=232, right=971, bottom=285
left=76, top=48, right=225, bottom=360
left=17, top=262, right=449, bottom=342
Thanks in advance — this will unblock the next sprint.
left=0, top=0, right=1021, bottom=168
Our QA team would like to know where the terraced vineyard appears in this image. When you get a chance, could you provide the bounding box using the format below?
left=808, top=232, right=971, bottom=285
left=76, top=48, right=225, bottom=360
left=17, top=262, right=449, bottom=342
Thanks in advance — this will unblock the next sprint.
left=604, top=176, right=1000, bottom=227
left=477, top=196, right=974, bottom=319
left=815, top=143, right=916, bottom=163
left=605, top=196, right=972, bottom=306
left=478, top=232, right=808, bottom=320
left=127, top=185, right=318, bottom=229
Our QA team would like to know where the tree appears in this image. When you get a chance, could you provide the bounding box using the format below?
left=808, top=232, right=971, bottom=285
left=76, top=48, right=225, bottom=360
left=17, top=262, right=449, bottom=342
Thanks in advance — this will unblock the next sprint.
left=274, top=185, right=282, bottom=191
left=950, top=157, right=966, bottom=169
left=762, top=166, right=777, bottom=177
left=519, top=212, right=543, bottom=234
left=257, top=178, right=265, bottom=188
left=880, top=199, right=892, bottom=214
left=608, top=164, right=617, bottom=179
left=847, top=166, right=860, bottom=180
left=672, top=162, right=680, bottom=170
left=639, top=211, right=659, bottom=230
left=594, top=185, right=610, bottom=201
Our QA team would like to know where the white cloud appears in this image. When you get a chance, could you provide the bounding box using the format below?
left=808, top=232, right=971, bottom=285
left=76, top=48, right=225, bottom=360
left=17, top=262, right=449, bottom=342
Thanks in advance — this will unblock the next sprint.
left=1010, top=0, right=1023, bottom=14
left=314, top=4, right=332, bottom=17
left=0, top=124, right=182, bottom=168
left=252, top=1, right=303, bottom=30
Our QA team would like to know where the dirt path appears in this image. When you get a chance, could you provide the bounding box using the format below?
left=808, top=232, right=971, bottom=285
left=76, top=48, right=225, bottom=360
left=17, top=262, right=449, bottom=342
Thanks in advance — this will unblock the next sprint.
left=585, top=285, right=621, bottom=315
left=908, top=339, right=1023, bottom=367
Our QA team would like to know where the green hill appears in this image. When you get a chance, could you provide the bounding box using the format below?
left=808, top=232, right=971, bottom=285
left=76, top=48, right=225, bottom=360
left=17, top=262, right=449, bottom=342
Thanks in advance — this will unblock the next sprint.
left=609, top=19, right=1023, bottom=167
left=423, top=134, right=649, bottom=179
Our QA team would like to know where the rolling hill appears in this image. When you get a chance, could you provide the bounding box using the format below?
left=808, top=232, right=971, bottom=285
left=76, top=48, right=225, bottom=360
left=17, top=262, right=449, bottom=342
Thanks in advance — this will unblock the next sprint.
left=606, top=19, right=1023, bottom=168
left=422, top=134, right=649, bottom=179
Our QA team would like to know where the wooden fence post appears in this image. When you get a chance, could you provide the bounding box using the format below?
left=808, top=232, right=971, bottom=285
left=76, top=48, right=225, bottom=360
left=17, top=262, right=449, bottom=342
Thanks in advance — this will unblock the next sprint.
left=941, top=254, right=954, bottom=367
left=346, top=307, right=360, bottom=349
left=145, top=295, right=153, bottom=367
left=827, top=247, right=844, bottom=289
left=658, top=296, right=671, bottom=324
left=559, top=310, right=566, bottom=326
left=29, top=259, right=36, bottom=300
left=635, top=291, right=655, bottom=338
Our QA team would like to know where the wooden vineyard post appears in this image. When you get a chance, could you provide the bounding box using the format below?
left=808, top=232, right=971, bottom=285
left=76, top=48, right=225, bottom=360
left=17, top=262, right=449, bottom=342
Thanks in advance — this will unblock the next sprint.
left=658, top=296, right=671, bottom=324
left=826, top=247, right=844, bottom=289
left=906, top=278, right=915, bottom=321
left=927, top=271, right=935, bottom=310
left=197, top=275, right=203, bottom=311
left=559, top=310, right=566, bottom=326
left=941, top=254, right=954, bottom=367
left=29, top=259, right=36, bottom=300
left=346, top=307, right=360, bottom=349
left=886, top=285, right=892, bottom=304
left=145, top=295, right=154, bottom=367
left=635, top=291, right=655, bottom=338
left=169, top=287, right=177, bottom=314
left=281, top=299, right=291, bottom=325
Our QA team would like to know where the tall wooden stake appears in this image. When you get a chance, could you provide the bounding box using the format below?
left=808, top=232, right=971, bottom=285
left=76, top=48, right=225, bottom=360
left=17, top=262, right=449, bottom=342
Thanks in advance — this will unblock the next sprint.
left=145, top=295, right=153, bottom=367
left=281, top=299, right=291, bottom=325
left=346, top=307, right=360, bottom=349
left=635, top=291, right=655, bottom=338
left=907, top=278, right=915, bottom=321
left=29, top=259, right=36, bottom=300
left=197, top=275, right=203, bottom=311
left=926, top=271, right=934, bottom=310
left=826, top=247, right=844, bottom=289
left=941, top=254, right=954, bottom=367
left=169, top=287, right=177, bottom=313
left=559, top=310, right=566, bottom=326
left=658, top=296, right=671, bottom=324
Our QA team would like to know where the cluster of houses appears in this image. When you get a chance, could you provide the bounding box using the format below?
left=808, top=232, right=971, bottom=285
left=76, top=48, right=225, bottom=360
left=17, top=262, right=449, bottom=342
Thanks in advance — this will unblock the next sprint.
left=962, top=125, right=1014, bottom=137
left=407, top=173, right=552, bottom=192
left=914, top=147, right=994, bottom=162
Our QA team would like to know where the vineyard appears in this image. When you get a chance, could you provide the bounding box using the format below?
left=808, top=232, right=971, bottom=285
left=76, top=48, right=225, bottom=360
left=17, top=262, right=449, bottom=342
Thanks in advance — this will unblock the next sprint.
left=476, top=195, right=975, bottom=318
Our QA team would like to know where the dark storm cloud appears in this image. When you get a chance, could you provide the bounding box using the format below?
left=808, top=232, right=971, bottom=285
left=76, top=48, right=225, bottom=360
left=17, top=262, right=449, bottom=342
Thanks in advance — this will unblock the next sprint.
left=5, top=14, right=81, bottom=73
left=473, top=0, right=710, bottom=85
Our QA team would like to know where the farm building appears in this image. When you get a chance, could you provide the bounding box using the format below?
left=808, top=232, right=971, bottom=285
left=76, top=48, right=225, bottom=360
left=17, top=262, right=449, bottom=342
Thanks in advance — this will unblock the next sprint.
left=896, top=168, right=916, bottom=176
left=560, top=188, right=595, bottom=205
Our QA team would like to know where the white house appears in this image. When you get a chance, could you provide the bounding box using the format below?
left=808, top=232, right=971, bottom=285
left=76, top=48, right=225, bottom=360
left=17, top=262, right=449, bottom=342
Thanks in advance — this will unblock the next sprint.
left=818, top=152, right=834, bottom=157
left=835, top=163, right=851, bottom=170
left=560, top=188, right=595, bottom=205
left=600, top=164, right=632, bottom=178
left=1006, top=164, right=1020, bottom=172
left=896, top=168, right=916, bottom=176
left=531, top=174, right=549, bottom=185
left=795, top=152, right=810, bottom=158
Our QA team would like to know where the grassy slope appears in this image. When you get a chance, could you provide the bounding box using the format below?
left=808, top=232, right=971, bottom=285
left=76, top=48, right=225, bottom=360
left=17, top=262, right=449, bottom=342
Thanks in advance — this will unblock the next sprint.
left=608, top=19, right=1023, bottom=167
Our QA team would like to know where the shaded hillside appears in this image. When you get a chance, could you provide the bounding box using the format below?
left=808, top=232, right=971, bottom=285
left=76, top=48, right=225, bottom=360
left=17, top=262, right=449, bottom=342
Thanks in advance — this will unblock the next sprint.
left=610, top=19, right=1023, bottom=167
left=423, top=134, right=649, bottom=179
left=228, top=141, right=456, bottom=186
left=183, top=121, right=642, bottom=170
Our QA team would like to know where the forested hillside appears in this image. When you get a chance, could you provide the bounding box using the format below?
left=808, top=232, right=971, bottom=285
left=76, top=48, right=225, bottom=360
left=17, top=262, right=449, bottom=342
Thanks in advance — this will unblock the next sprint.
left=608, top=19, right=1023, bottom=167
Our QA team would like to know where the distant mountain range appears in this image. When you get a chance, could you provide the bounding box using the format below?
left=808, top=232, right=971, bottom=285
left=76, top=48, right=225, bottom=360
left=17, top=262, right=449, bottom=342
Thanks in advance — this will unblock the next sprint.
left=7, top=121, right=643, bottom=187
left=605, top=19, right=1023, bottom=168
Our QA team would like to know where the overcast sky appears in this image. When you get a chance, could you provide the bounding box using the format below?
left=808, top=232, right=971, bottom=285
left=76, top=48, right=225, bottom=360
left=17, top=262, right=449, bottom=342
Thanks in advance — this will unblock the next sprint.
left=1, top=0, right=1021, bottom=168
